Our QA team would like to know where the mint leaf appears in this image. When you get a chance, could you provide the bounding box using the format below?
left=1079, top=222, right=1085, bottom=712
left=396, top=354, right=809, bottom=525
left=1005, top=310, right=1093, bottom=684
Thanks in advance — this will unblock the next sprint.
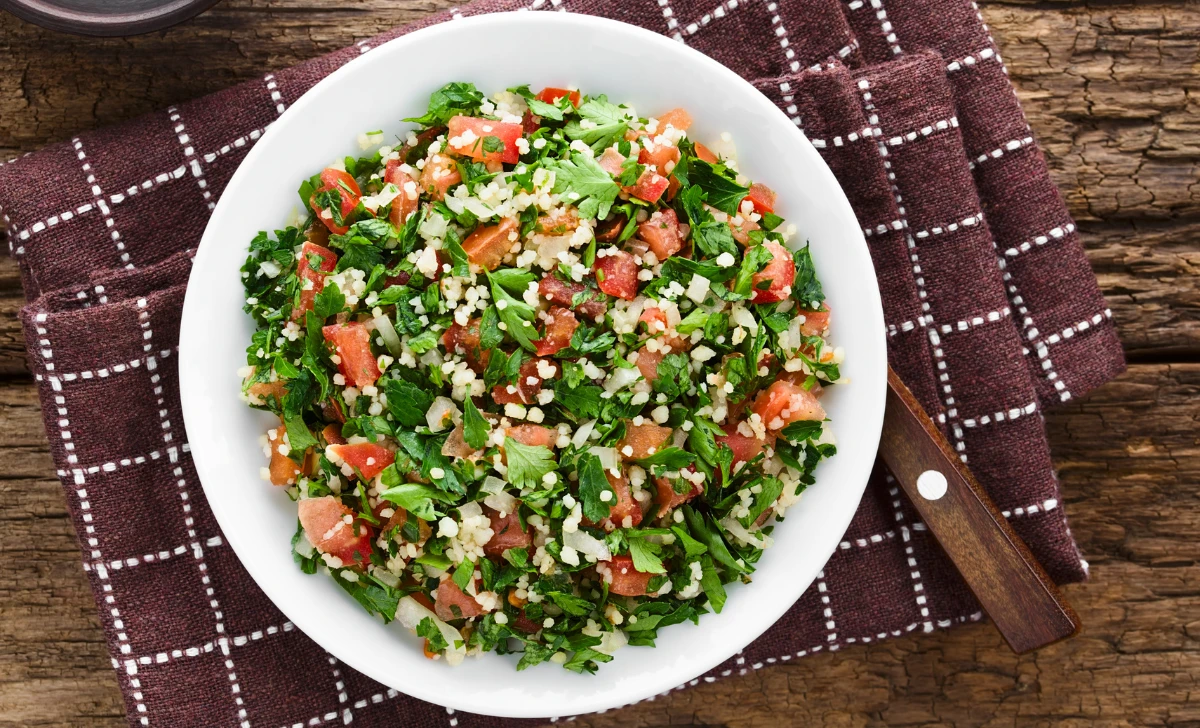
left=504, top=437, right=557, bottom=489
left=690, top=159, right=750, bottom=215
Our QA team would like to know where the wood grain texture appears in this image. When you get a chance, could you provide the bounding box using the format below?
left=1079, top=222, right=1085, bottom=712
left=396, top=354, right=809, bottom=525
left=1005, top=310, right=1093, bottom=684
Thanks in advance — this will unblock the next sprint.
left=0, top=0, right=1196, bottom=725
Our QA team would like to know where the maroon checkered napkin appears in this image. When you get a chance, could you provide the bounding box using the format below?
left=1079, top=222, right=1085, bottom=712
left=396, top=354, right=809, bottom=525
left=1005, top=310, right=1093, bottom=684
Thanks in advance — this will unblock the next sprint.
left=1, top=0, right=1124, bottom=726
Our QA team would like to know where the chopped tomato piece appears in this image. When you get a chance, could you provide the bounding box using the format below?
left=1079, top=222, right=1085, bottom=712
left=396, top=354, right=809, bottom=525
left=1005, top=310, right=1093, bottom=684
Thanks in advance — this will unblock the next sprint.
left=694, top=142, right=719, bottom=164
left=635, top=346, right=663, bottom=384
left=434, top=577, right=485, bottom=621
left=597, top=147, right=626, bottom=177
left=594, top=250, right=639, bottom=300
left=539, top=273, right=607, bottom=320
left=654, top=471, right=703, bottom=514
left=638, top=142, right=680, bottom=174
left=322, top=423, right=346, bottom=446
left=419, top=153, right=461, bottom=201
left=441, top=319, right=490, bottom=373
left=656, top=108, right=693, bottom=132
left=506, top=424, right=557, bottom=449
left=637, top=208, right=683, bottom=260
left=745, top=182, right=777, bottom=214
left=267, top=427, right=301, bottom=486
left=322, top=322, right=380, bottom=388
left=292, top=242, right=339, bottom=321
left=730, top=216, right=760, bottom=245
left=715, top=423, right=771, bottom=467
left=384, top=159, right=420, bottom=226
left=666, top=174, right=681, bottom=202
left=483, top=506, right=532, bottom=557
left=298, top=496, right=373, bottom=567
left=619, top=421, right=673, bottom=460
left=446, top=116, right=523, bottom=165
left=605, top=555, right=653, bottom=596
left=600, top=471, right=643, bottom=531
left=248, top=380, right=287, bottom=406
left=493, top=358, right=556, bottom=405
left=629, top=170, right=669, bottom=203
left=379, top=507, right=432, bottom=544
left=536, top=87, right=581, bottom=107
left=799, top=306, right=831, bottom=336
left=534, top=306, right=578, bottom=356
left=329, top=442, right=394, bottom=481
left=521, top=109, right=540, bottom=134
left=750, top=240, right=796, bottom=304
left=462, top=217, right=518, bottom=271
left=308, top=168, right=362, bottom=235
left=536, top=208, right=580, bottom=235
left=751, top=380, right=826, bottom=431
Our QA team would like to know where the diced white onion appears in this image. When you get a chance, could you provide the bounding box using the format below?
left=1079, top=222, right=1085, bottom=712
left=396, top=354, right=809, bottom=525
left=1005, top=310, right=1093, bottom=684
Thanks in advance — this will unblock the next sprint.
left=480, top=476, right=507, bottom=495
left=458, top=500, right=482, bottom=519
left=571, top=420, right=597, bottom=448
left=604, top=366, right=641, bottom=393
left=373, top=314, right=404, bottom=357
left=588, top=446, right=618, bottom=471
left=396, top=596, right=466, bottom=665
left=426, top=396, right=460, bottom=432
left=564, top=528, right=611, bottom=561
left=293, top=532, right=315, bottom=558
left=720, top=516, right=772, bottom=549
left=483, top=490, right=517, bottom=516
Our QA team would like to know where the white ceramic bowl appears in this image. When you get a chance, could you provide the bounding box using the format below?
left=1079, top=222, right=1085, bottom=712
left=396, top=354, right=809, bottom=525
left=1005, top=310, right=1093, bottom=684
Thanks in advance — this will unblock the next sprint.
left=179, top=11, right=885, bottom=719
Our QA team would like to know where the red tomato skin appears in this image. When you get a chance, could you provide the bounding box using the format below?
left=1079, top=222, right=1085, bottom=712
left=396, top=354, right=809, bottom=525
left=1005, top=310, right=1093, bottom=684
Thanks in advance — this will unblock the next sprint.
left=654, top=472, right=703, bottom=514
left=730, top=216, right=760, bottom=245
left=506, top=424, right=557, bottom=449
left=656, top=108, right=693, bottom=131
left=618, top=422, right=673, bottom=460
left=606, top=555, right=654, bottom=596
left=750, top=240, right=796, bottom=304
left=638, top=143, right=680, bottom=174
left=384, top=159, right=420, bottom=226
left=419, top=154, right=461, bottom=201
left=629, top=170, right=670, bottom=203
left=492, top=358, right=556, bottom=405
left=538, top=274, right=607, bottom=320
left=462, top=217, right=518, bottom=271
left=715, top=423, right=771, bottom=466
left=597, top=148, right=626, bottom=177
left=483, top=506, right=532, bottom=558
left=441, top=319, right=490, bottom=373
left=293, top=242, right=339, bottom=321
left=745, top=182, right=777, bottom=214
left=799, top=307, right=831, bottom=336
left=536, top=87, right=581, bottom=107
left=637, top=208, right=683, bottom=260
left=309, top=168, right=362, bottom=235
left=533, top=306, right=578, bottom=356
left=329, top=442, right=394, bottom=481
left=446, top=116, right=522, bottom=165
left=298, top=496, right=373, bottom=567
left=322, top=322, right=381, bottom=388
left=594, top=251, right=639, bottom=300
left=434, top=578, right=485, bottom=621
left=694, top=142, right=719, bottom=164
left=751, top=380, right=826, bottom=430
left=600, top=472, right=643, bottom=532
left=635, top=346, right=663, bottom=384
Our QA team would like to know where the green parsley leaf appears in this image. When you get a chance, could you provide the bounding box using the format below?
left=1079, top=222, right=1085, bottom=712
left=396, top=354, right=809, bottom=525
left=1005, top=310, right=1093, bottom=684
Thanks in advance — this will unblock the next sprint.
left=791, top=243, right=825, bottom=305
left=547, top=592, right=595, bottom=616
left=675, top=308, right=709, bottom=335
left=780, top=419, right=823, bottom=443
left=546, top=152, right=620, bottom=220
left=627, top=537, right=667, bottom=574
left=462, top=398, right=491, bottom=450
left=690, top=159, right=750, bottom=215
left=336, top=575, right=400, bottom=622
left=576, top=452, right=614, bottom=522
left=760, top=212, right=785, bottom=231
left=452, top=557, right=474, bottom=591
left=416, top=617, right=449, bottom=653
left=733, top=243, right=774, bottom=297
left=637, top=447, right=696, bottom=471
left=504, top=437, right=557, bottom=490
left=403, top=82, right=484, bottom=126
left=479, top=306, right=504, bottom=350
left=407, top=329, right=439, bottom=355
left=670, top=525, right=709, bottom=557
left=384, top=379, right=435, bottom=427
left=692, top=221, right=738, bottom=258
left=699, top=556, right=727, bottom=613
left=378, top=469, right=458, bottom=521
left=563, top=97, right=630, bottom=152
left=652, top=353, right=691, bottom=400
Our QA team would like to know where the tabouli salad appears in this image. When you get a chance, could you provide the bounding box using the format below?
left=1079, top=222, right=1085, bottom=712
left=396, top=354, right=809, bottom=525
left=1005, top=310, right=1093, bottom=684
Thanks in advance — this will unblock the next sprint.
left=240, top=82, right=842, bottom=673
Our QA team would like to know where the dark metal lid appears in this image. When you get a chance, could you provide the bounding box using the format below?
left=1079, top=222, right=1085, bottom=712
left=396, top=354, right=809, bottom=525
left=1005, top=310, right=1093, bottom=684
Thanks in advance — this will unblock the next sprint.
left=0, top=0, right=220, bottom=36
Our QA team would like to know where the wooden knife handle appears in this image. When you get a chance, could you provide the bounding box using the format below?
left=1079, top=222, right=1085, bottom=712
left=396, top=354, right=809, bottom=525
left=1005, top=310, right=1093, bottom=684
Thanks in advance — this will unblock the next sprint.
left=878, top=366, right=1081, bottom=653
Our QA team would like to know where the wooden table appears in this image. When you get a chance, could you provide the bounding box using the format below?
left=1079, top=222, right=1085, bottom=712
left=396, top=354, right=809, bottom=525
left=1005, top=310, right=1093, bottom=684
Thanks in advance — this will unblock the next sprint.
left=0, top=1, right=1196, bottom=725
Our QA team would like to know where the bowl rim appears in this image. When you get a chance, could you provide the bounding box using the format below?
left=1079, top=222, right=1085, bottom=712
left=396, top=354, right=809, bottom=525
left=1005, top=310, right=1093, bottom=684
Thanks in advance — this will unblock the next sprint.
left=180, top=10, right=886, bottom=718
left=0, top=0, right=219, bottom=36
